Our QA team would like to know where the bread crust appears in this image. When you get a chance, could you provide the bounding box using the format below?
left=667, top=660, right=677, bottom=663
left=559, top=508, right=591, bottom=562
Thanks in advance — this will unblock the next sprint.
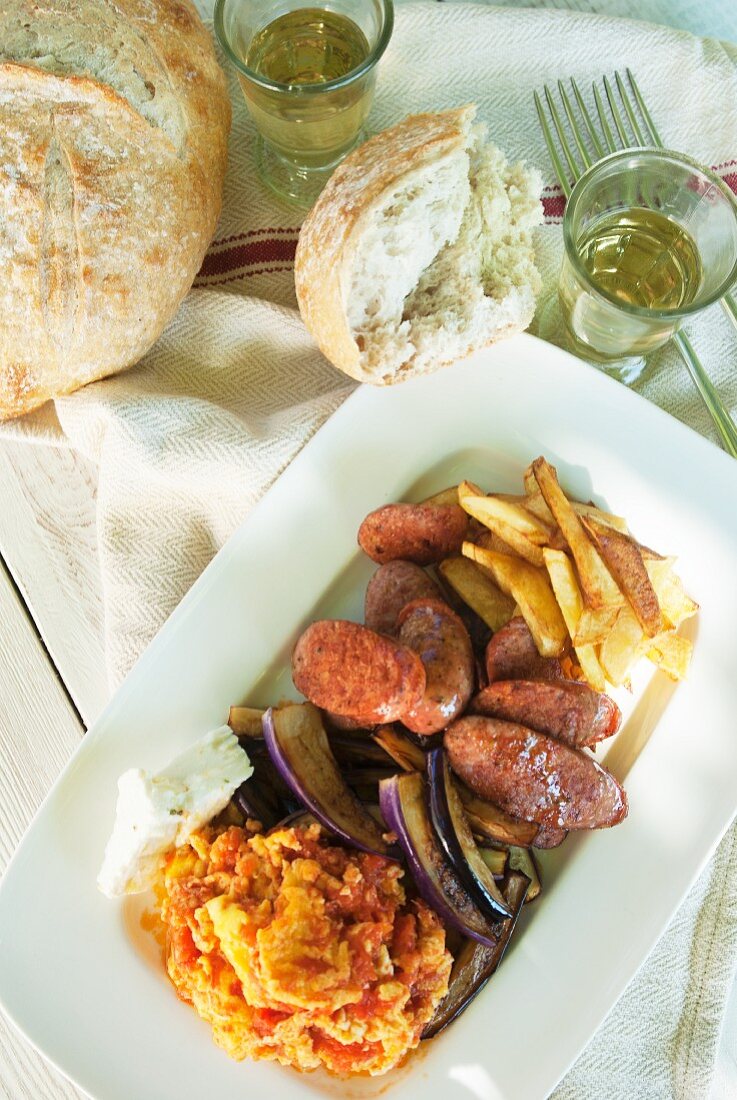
left=0, top=0, right=230, bottom=420
left=294, top=106, right=476, bottom=385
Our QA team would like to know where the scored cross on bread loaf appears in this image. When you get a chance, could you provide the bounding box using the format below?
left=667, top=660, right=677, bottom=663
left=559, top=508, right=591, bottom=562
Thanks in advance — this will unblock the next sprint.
left=0, top=0, right=230, bottom=422
left=295, top=106, right=543, bottom=385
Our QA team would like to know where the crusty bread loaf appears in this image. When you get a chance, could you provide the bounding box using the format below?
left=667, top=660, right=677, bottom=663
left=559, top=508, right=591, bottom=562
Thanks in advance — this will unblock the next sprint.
left=295, top=106, right=542, bottom=385
left=0, top=0, right=230, bottom=421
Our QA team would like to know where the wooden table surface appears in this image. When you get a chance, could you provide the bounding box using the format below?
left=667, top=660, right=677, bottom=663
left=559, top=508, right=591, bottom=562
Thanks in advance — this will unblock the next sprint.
left=1, top=2, right=735, bottom=1098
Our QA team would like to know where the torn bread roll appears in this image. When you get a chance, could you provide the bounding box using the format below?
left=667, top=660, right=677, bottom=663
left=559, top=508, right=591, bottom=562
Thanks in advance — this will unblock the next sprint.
left=295, top=105, right=543, bottom=385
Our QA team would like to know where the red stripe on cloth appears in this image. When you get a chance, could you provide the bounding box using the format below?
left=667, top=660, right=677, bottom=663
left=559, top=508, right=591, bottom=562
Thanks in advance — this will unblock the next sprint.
left=542, top=194, right=565, bottom=220
left=542, top=161, right=737, bottom=221
left=210, top=227, right=301, bottom=247
left=198, top=237, right=297, bottom=277
left=199, top=159, right=737, bottom=273
left=193, top=264, right=295, bottom=289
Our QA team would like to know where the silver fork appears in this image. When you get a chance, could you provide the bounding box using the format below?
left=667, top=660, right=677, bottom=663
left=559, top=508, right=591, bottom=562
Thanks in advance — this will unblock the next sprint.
left=534, top=70, right=737, bottom=458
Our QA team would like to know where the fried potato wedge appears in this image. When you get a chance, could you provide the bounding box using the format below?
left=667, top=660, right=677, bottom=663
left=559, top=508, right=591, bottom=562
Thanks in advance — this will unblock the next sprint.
left=458, top=483, right=552, bottom=544
left=582, top=517, right=663, bottom=637
left=458, top=483, right=548, bottom=565
left=645, top=558, right=699, bottom=629
left=647, top=632, right=693, bottom=681
left=543, top=548, right=606, bottom=691
left=438, top=556, right=516, bottom=632
left=598, top=606, right=645, bottom=687
left=531, top=458, right=624, bottom=612
left=422, top=485, right=460, bottom=507
left=522, top=483, right=628, bottom=534
left=471, top=522, right=546, bottom=566
left=574, top=605, right=620, bottom=647
left=463, top=542, right=567, bottom=657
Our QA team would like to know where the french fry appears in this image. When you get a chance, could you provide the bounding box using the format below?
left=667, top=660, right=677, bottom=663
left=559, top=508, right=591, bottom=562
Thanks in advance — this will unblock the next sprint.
left=570, top=502, right=628, bottom=534
left=543, top=548, right=606, bottom=690
left=574, top=605, right=620, bottom=647
left=523, top=485, right=628, bottom=534
left=598, top=606, right=645, bottom=686
left=458, top=483, right=552, bottom=544
left=647, top=632, right=693, bottom=680
left=582, top=517, right=663, bottom=637
left=645, top=558, right=699, bottom=628
left=438, top=556, right=516, bottom=632
left=522, top=465, right=538, bottom=497
left=463, top=542, right=567, bottom=657
left=531, top=457, right=624, bottom=612
left=470, top=518, right=546, bottom=566
left=421, top=485, right=460, bottom=506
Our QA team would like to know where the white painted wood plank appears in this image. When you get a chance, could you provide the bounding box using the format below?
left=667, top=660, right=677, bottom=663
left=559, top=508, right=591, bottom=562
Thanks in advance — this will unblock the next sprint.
left=0, top=561, right=86, bottom=1100
left=0, top=443, right=108, bottom=727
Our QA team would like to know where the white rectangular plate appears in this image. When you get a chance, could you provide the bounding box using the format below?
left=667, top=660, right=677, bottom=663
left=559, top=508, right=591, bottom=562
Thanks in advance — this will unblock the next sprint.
left=1, top=333, right=736, bottom=1100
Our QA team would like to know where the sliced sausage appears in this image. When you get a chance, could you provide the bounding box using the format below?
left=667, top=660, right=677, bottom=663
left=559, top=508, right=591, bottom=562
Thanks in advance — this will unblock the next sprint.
left=323, top=711, right=378, bottom=732
left=532, top=825, right=568, bottom=849
left=292, top=620, right=425, bottom=724
left=396, top=598, right=475, bottom=736
left=444, top=716, right=627, bottom=831
left=471, top=679, right=621, bottom=748
left=358, top=503, right=468, bottom=565
left=364, top=560, right=442, bottom=635
left=485, top=616, right=563, bottom=682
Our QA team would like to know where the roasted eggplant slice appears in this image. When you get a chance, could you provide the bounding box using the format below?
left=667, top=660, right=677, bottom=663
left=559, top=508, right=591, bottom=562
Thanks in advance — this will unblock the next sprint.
left=426, top=749, right=511, bottom=921
left=508, top=847, right=542, bottom=902
left=421, top=870, right=530, bottom=1039
left=478, top=847, right=509, bottom=879
left=232, top=778, right=280, bottom=830
left=263, top=703, right=388, bottom=855
left=372, top=725, right=426, bottom=772
left=328, top=734, right=396, bottom=767
left=379, top=773, right=502, bottom=946
left=228, top=705, right=266, bottom=738
left=268, top=809, right=317, bottom=833
left=457, top=782, right=539, bottom=847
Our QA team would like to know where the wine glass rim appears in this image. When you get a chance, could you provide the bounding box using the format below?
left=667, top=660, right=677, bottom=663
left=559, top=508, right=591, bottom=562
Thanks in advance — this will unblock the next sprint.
left=214, top=0, right=395, bottom=95
left=562, top=147, right=737, bottom=321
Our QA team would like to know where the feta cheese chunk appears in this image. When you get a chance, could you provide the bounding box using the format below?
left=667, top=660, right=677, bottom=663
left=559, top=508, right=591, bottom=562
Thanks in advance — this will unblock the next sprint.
left=97, top=726, right=253, bottom=898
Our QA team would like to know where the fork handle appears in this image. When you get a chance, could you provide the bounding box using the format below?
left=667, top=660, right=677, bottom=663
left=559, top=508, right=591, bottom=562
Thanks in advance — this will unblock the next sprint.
left=721, top=293, right=737, bottom=336
left=672, top=330, right=737, bottom=458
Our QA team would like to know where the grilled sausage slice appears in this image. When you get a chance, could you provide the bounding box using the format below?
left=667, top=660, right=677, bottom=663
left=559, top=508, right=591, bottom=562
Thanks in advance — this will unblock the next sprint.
left=471, top=679, right=621, bottom=748
left=292, top=620, right=426, bottom=724
left=532, top=825, right=568, bottom=849
left=397, top=599, right=475, bottom=735
left=364, top=560, right=443, bottom=635
left=358, top=503, right=468, bottom=565
left=444, top=716, right=627, bottom=831
left=484, top=616, right=563, bottom=682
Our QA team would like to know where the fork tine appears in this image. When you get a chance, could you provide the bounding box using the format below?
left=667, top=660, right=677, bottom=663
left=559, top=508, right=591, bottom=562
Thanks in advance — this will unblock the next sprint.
left=534, top=91, right=572, bottom=198
left=615, top=71, right=646, bottom=145
left=544, top=84, right=582, bottom=182
left=592, top=83, right=618, bottom=152
left=603, top=75, right=630, bottom=146
left=557, top=80, right=592, bottom=169
left=570, top=78, right=606, bottom=160
left=626, top=69, right=664, bottom=147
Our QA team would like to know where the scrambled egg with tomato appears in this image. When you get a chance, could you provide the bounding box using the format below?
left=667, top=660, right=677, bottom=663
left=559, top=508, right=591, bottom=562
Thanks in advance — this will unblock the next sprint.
left=159, top=821, right=451, bottom=1075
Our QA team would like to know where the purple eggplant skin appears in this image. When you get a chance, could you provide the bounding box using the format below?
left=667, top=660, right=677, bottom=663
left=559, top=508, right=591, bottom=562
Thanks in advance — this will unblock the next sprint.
left=426, top=749, right=511, bottom=922
left=232, top=779, right=281, bottom=831
left=268, top=809, right=317, bottom=834
left=262, top=702, right=389, bottom=855
left=379, top=772, right=502, bottom=947
left=421, top=870, right=530, bottom=1040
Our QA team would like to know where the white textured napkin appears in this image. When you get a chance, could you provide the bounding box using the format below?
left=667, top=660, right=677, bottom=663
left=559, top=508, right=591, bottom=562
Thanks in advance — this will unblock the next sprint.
left=5, top=3, right=737, bottom=1096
